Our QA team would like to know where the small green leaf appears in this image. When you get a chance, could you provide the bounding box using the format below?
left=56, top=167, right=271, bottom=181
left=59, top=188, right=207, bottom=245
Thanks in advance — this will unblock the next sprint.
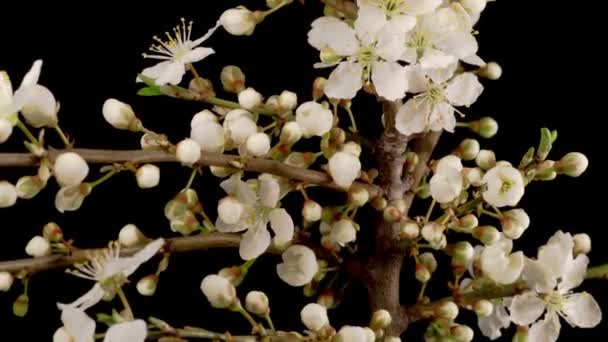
left=519, top=147, right=535, bottom=169
left=137, top=86, right=163, bottom=96
left=536, top=128, right=553, bottom=161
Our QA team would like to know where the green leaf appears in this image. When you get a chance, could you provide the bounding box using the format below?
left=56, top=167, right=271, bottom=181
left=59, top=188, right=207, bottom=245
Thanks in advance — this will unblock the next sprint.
left=137, top=86, right=163, bottom=96
left=536, top=127, right=553, bottom=161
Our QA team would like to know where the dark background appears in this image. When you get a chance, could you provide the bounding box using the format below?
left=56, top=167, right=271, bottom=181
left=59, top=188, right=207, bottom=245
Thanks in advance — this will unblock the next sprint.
left=0, top=1, right=606, bottom=340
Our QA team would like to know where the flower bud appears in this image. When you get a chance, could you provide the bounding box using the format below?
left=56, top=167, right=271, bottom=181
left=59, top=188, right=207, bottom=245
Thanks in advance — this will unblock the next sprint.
left=200, top=274, right=238, bottom=309
left=245, top=291, right=270, bottom=316
left=336, top=326, right=371, bottom=342
left=0, top=272, right=13, bottom=292
left=384, top=337, right=401, bottom=342
left=451, top=324, right=474, bottom=342
left=370, top=309, right=391, bottom=330
left=0, top=118, right=12, bottom=143
left=312, top=77, right=326, bottom=101
left=119, top=224, right=146, bottom=247
left=15, top=175, right=45, bottom=199
left=383, top=206, right=401, bottom=222
left=330, top=219, right=357, bottom=246
left=415, top=263, right=431, bottom=283
left=300, top=303, right=329, bottom=331
left=302, top=200, right=322, bottom=222
left=278, top=90, right=298, bottom=110
left=102, top=99, right=141, bottom=131
left=279, top=122, right=303, bottom=145
left=474, top=117, right=498, bottom=138
left=475, top=149, right=496, bottom=170
left=371, top=196, right=387, bottom=211
left=556, top=152, right=588, bottom=177
left=455, top=139, right=480, bottom=161
left=463, top=167, right=484, bottom=187
left=477, top=61, right=501, bottom=80
left=210, top=166, right=233, bottom=178
left=238, top=87, right=263, bottom=110
left=43, top=222, right=63, bottom=242
left=191, top=121, right=225, bottom=154
left=246, top=133, right=271, bottom=156
left=296, top=101, right=333, bottom=138
left=221, top=65, right=246, bottom=93
left=501, top=209, right=530, bottom=240
left=53, top=152, right=89, bottom=187
left=348, top=187, right=369, bottom=207
left=573, top=233, right=591, bottom=255
left=19, top=84, right=58, bottom=128
left=459, top=214, right=479, bottom=231
left=328, top=151, right=361, bottom=189
left=400, top=221, right=420, bottom=240
left=452, top=241, right=474, bottom=271
left=25, top=236, right=51, bottom=257
left=0, top=181, right=17, bottom=208
left=473, top=299, right=493, bottom=318
left=176, top=138, right=201, bottom=165
left=422, top=223, right=445, bottom=247
left=436, top=301, right=459, bottom=320
left=419, top=252, right=438, bottom=273
left=218, top=196, right=244, bottom=224
left=219, top=8, right=258, bottom=36
left=13, top=294, right=29, bottom=317
left=342, top=141, right=362, bottom=157
left=140, top=132, right=166, bottom=150
left=136, top=275, right=158, bottom=296
left=473, top=226, right=500, bottom=245
left=136, top=164, right=160, bottom=189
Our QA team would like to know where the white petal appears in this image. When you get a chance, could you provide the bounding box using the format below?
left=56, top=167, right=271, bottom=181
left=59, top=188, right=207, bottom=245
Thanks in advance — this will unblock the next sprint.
left=395, top=97, right=430, bottom=135
left=478, top=301, right=511, bottom=340
left=156, top=62, right=186, bottom=86
left=259, top=176, right=280, bottom=208
left=140, top=61, right=172, bottom=81
left=419, top=48, right=457, bottom=70
left=215, top=217, right=248, bottom=233
left=191, top=121, right=225, bottom=153
left=375, top=18, right=411, bottom=61
left=269, top=208, right=294, bottom=246
left=445, top=73, right=484, bottom=107
left=104, top=320, right=147, bottom=342
left=509, top=292, right=546, bottom=326
left=404, top=65, right=428, bottom=94
left=355, top=4, right=387, bottom=46
left=559, top=254, right=589, bottom=293
left=59, top=283, right=105, bottom=311
left=538, top=231, right=574, bottom=283
left=126, top=238, right=164, bottom=276
left=182, top=47, right=215, bottom=64
left=61, top=307, right=95, bottom=342
left=13, top=85, right=57, bottom=128
left=239, top=223, right=271, bottom=260
left=428, top=102, right=455, bottom=133
left=20, top=60, right=42, bottom=88
left=429, top=167, right=462, bottom=203
left=325, top=61, right=363, bottom=100
left=328, top=151, right=361, bottom=189
left=191, top=22, right=221, bottom=46
left=371, top=61, right=407, bottom=101
left=407, top=0, right=442, bottom=15
left=462, top=54, right=486, bottom=66
left=522, top=258, right=557, bottom=294
left=426, top=62, right=458, bottom=84
left=308, top=17, right=359, bottom=56
left=528, top=311, right=561, bottom=342
left=436, top=31, right=478, bottom=60
left=401, top=47, right=418, bottom=64
left=561, top=292, right=602, bottom=328
left=481, top=245, right=524, bottom=285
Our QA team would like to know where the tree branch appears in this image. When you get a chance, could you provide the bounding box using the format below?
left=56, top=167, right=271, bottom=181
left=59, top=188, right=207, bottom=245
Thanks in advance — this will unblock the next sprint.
left=0, top=148, right=380, bottom=198
left=402, top=131, right=442, bottom=214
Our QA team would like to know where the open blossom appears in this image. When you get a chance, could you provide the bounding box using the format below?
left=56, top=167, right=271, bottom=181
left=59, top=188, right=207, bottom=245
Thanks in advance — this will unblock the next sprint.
left=58, top=239, right=164, bottom=311
left=430, top=156, right=463, bottom=203
left=328, top=150, right=361, bottom=189
left=307, top=4, right=412, bottom=100
left=482, top=165, right=525, bottom=207
left=295, top=102, right=333, bottom=137
left=200, top=274, right=238, bottom=309
left=358, top=0, right=442, bottom=24
left=395, top=64, right=483, bottom=135
left=277, top=245, right=318, bottom=287
left=215, top=173, right=294, bottom=260
left=509, top=231, right=602, bottom=342
left=140, top=19, right=219, bottom=86
left=54, top=307, right=146, bottom=342
left=480, top=236, right=524, bottom=285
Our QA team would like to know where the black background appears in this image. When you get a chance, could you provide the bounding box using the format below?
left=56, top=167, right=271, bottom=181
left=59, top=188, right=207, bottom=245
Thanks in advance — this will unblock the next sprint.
left=0, top=1, right=606, bottom=340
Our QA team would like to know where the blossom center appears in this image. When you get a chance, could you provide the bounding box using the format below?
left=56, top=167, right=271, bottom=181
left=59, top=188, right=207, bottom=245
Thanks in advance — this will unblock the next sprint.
left=144, top=18, right=195, bottom=61
left=427, top=84, right=445, bottom=104
left=543, top=291, right=565, bottom=311
left=358, top=46, right=376, bottom=65
left=499, top=176, right=513, bottom=194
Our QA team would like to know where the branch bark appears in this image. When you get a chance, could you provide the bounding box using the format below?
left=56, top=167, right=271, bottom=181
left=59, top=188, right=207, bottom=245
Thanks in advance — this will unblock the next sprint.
left=0, top=148, right=380, bottom=198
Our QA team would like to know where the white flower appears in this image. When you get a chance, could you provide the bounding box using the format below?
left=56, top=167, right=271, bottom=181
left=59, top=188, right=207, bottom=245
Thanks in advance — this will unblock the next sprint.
left=53, top=152, right=90, bottom=187
left=482, top=165, right=525, bottom=207
left=302, top=200, right=322, bottom=222
left=55, top=307, right=147, bottom=342
left=245, top=291, right=269, bottom=315
left=219, top=8, right=257, bottom=36
left=500, top=209, right=529, bottom=240
left=480, top=237, right=524, bottom=284
left=25, top=236, right=51, bottom=257
left=223, top=109, right=258, bottom=145
left=328, top=151, right=361, bottom=188
left=430, top=162, right=463, bottom=203
left=58, top=239, right=164, bottom=311
left=200, top=274, right=238, bottom=308
left=191, top=118, right=225, bottom=153
left=0, top=271, right=14, bottom=292
left=330, top=219, right=357, bottom=246
left=0, top=118, right=12, bottom=143
left=403, top=3, right=483, bottom=68
left=215, top=174, right=294, bottom=260
left=277, top=245, right=319, bottom=287
left=301, top=303, right=329, bottom=331
left=135, top=164, right=160, bottom=189
left=460, top=0, right=487, bottom=24
left=55, top=184, right=91, bottom=213
left=342, top=141, right=362, bottom=157
left=279, top=90, right=298, bottom=110
left=102, top=99, right=139, bottom=131
left=509, top=231, right=602, bottom=342
left=176, top=138, right=201, bottom=165
left=140, top=19, right=219, bottom=86
left=246, top=132, right=271, bottom=156
left=118, top=224, right=145, bottom=247
left=478, top=298, right=511, bottom=340
left=217, top=196, right=245, bottom=225
left=336, top=326, right=374, bottom=342
left=358, top=0, right=442, bottom=23
left=573, top=233, right=591, bottom=255
left=295, top=102, right=333, bottom=137
left=238, top=87, right=263, bottom=110
left=308, top=4, right=412, bottom=100
left=395, top=66, right=483, bottom=135
left=0, top=181, right=18, bottom=208
left=280, top=121, right=303, bottom=144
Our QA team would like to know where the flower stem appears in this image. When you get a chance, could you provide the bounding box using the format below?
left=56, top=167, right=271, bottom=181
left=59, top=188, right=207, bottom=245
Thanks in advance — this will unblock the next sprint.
left=586, top=263, right=608, bottom=279
left=418, top=282, right=428, bottom=301
left=344, top=105, right=358, bottom=133
left=265, top=313, right=276, bottom=333
left=456, top=122, right=472, bottom=128
left=480, top=208, right=501, bottom=219
left=89, top=169, right=118, bottom=188
left=16, top=119, right=39, bottom=146
left=185, top=168, right=198, bottom=189
left=189, top=64, right=203, bottom=84
left=54, top=125, right=72, bottom=147
left=425, top=199, right=437, bottom=223
left=236, top=306, right=260, bottom=333
left=263, top=0, right=294, bottom=17
left=116, top=287, right=134, bottom=320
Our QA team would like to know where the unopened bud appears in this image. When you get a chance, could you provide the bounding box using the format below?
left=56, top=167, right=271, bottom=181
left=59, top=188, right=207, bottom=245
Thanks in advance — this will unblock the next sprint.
left=238, top=87, right=263, bottom=110
left=384, top=337, right=401, bottom=342
left=43, top=222, right=63, bottom=242
left=280, top=121, right=303, bottom=144
left=436, top=301, right=459, bottom=320
left=455, top=139, right=480, bottom=161
left=459, top=214, right=479, bottom=231
left=219, top=8, right=258, bottom=36
left=556, top=152, right=588, bottom=177
left=0, top=272, right=14, bottom=292
left=422, top=223, right=446, bottom=248
left=419, top=252, right=438, bottom=273
left=136, top=164, right=160, bottom=189
left=312, top=77, right=327, bottom=100
left=534, top=160, right=556, bottom=181
left=221, top=65, right=246, bottom=93
left=170, top=211, right=199, bottom=236
left=301, top=303, right=329, bottom=331
left=512, top=325, right=529, bottom=342
left=176, top=139, right=201, bottom=165
left=473, top=117, right=498, bottom=139
left=573, top=233, right=591, bottom=255
left=370, top=309, right=392, bottom=330
left=279, top=90, right=298, bottom=111
left=13, top=294, right=29, bottom=317
left=451, top=324, right=473, bottom=342
left=0, top=118, right=12, bottom=143
left=119, top=224, right=146, bottom=247
left=342, top=141, right=361, bottom=157
left=371, top=197, right=388, bottom=211
left=303, top=200, right=323, bottom=222
left=137, top=275, right=158, bottom=296
left=246, top=133, right=271, bottom=157
left=189, top=77, right=214, bottom=98
left=210, top=166, right=233, bottom=178
left=477, top=62, right=502, bottom=80
left=400, top=221, right=420, bottom=240
left=537, top=127, right=555, bottom=161
left=405, top=152, right=419, bottom=173
left=25, top=236, right=51, bottom=257
left=475, top=149, right=496, bottom=170
left=473, top=226, right=500, bottom=245
left=452, top=241, right=474, bottom=272
left=0, top=181, right=17, bottom=208
left=102, top=99, right=141, bottom=131
left=348, top=187, right=369, bottom=207
left=501, top=209, right=530, bottom=240
left=473, top=299, right=494, bottom=318
left=245, top=291, right=270, bottom=316
left=463, top=167, right=484, bottom=187
left=415, top=263, right=431, bottom=283
left=383, top=206, right=401, bottom=222
left=200, top=274, right=238, bottom=309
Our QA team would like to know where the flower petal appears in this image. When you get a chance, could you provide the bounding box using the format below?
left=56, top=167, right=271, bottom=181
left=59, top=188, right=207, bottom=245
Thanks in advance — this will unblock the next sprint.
left=259, top=175, right=280, bottom=208
left=407, top=0, right=442, bottom=15
left=538, top=231, right=574, bottom=282
left=155, top=62, right=186, bottom=86
left=140, top=61, right=172, bottom=82
left=445, top=73, right=484, bottom=107
left=404, top=65, right=428, bottom=94
left=509, top=292, right=546, bottom=326
left=103, top=320, right=147, bottom=342
left=183, top=47, right=215, bottom=64
left=269, top=208, right=294, bottom=247
left=559, top=254, right=589, bottom=293
left=522, top=258, right=557, bottom=294
left=239, top=223, right=271, bottom=260
left=428, top=102, right=455, bottom=133
left=308, top=17, right=359, bottom=56
left=478, top=300, right=511, bottom=340
left=355, top=4, right=387, bottom=46
left=191, top=21, right=221, bottom=46
left=528, top=311, right=561, bottom=342
left=20, top=60, right=42, bottom=88
left=371, top=61, right=407, bottom=101
left=419, top=48, right=457, bottom=70
left=561, top=292, right=602, bottom=328
left=58, top=283, right=105, bottom=311
left=61, top=307, right=96, bottom=342
left=215, top=217, right=248, bottom=233
left=13, top=84, right=57, bottom=128
left=395, top=97, right=430, bottom=135
left=325, top=61, right=363, bottom=100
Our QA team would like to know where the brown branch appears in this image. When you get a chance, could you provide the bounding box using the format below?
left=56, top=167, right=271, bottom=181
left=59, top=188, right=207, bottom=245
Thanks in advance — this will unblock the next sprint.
left=0, top=148, right=380, bottom=198
left=402, top=131, right=442, bottom=214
